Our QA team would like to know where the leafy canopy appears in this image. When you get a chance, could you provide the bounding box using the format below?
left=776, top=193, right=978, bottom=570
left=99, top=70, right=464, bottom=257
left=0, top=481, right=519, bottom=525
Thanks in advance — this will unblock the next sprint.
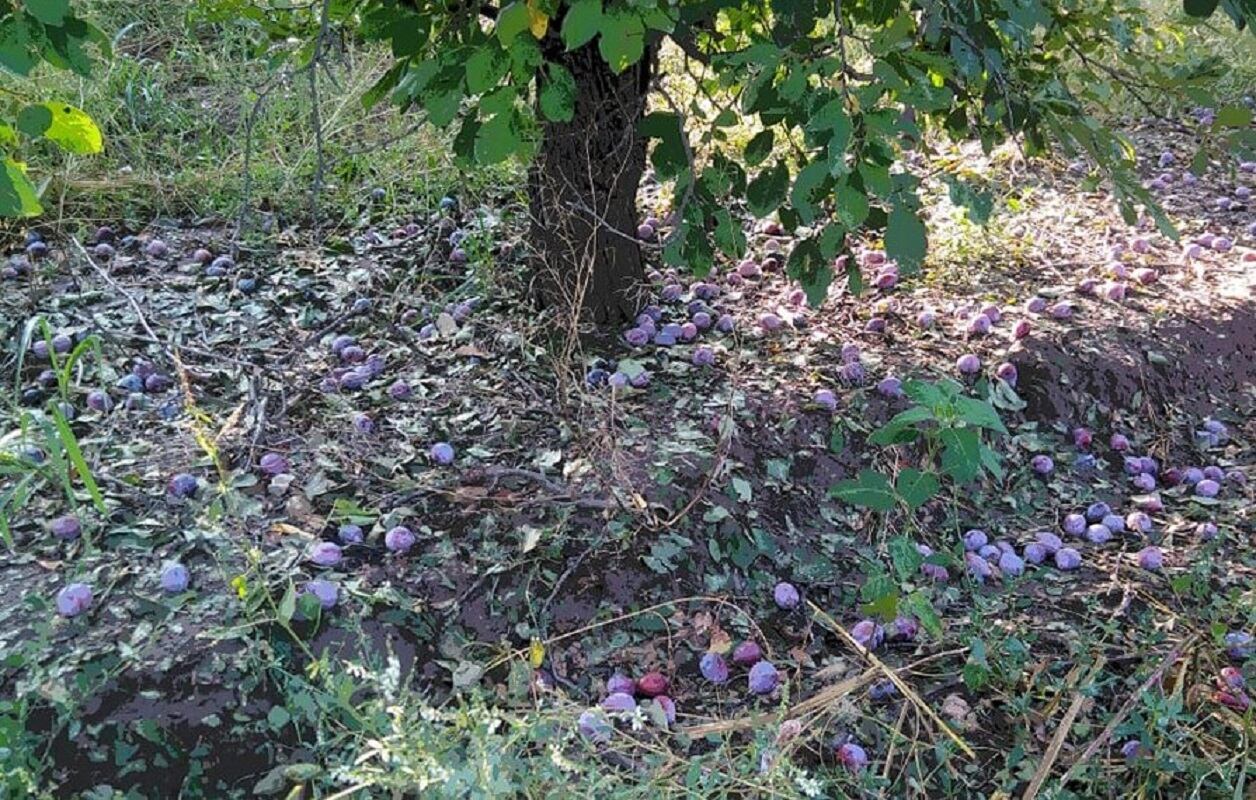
left=214, top=0, right=1253, bottom=295
left=0, top=2, right=107, bottom=217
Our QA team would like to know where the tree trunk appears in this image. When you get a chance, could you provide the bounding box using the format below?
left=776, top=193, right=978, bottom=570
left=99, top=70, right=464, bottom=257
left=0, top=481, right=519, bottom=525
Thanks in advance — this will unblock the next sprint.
left=529, top=42, right=654, bottom=326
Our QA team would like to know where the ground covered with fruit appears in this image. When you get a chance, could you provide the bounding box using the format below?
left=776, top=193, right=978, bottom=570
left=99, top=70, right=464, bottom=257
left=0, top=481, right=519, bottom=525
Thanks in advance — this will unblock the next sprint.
left=2, top=114, right=1255, bottom=798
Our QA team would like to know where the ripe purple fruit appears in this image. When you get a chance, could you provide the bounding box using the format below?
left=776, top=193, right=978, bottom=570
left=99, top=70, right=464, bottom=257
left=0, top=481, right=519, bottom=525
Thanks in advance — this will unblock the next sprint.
left=50, top=515, right=81, bottom=541
left=715, top=313, right=735, bottom=333
left=732, top=640, right=763, bottom=666
left=851, top=619, right=885, bottom=650
left=1125, top=512, right=1153, bottom=534
left=1182, top=467, right=1205, bottom=485
left=1194, top=479, right=1220, bottom=497
left=308, top=541, right=343, bottom=567
left=86, top=390, right=112, bottom=413
left=814, top=389, right=838, bottom=412
left=1132, top=473, right=1156, bottom=491
left=836, top=742, right=868, bottom=772
left=145, top=238, right=169, bottom=258
left=876, top=376, right=903, bottom=398
left=606, top=673, right=636, bottom=695
left=353, top=413, right=375, bottom=434
left=1110, top=433, right=1130, bottom=451
left=956, top=353, right=981, bottom=375
left=966, top=314, right=991, bottom=336
left=747, top=660, right=779, bottom=695
left=916, top=309, right=937, bottom=328
left=385, top=526, right=415, bottom=553
left=1196, top=521, right=1218, bottom=540
left=692, top=346, right=716, bottom=367
left=1031, top=455, right=1054, bottom=475
left=637, top=671, right=669, bottom=697
left=1049, top=302, right=1073, bottom=319
left=699, top=652, right=730, bottom=684
left=1137, top=547, right=1164, bottom=571
left=963, top=529, right=988, bottom=551
left=1023, top=542, right=1047, bottom=564
left=1202, top=465, right=1224, bottom=482
left=303, top=579, right=339, bottom=610
left=160, top=562, right=190, bottom=593
left=995, top=362, right=1018, bottom=386
left=429, top=442, right=455, bottom=465
left=1055, top=548, right=1082, bottom=570
left=1037, top=532, right=1063, bottom=554
left=1225, top=632, right=1254, bottom=660
left=1062, top=514, right=1085, bottom=536
left=1084, top=524, right=1112, bottom=544
left=337, top=524, right=363, bottom=544
left=1084, top=501, right=1110, bottom=522
left=259, top=453, right=289, bottom=476
left=56, top=582, right=93, bottom=617
left=840, top=361, right=866, bottom=385
left=1100, top=514, right=1125, bottom=533
left=773, top=581, right=800, bottom=609
left=167, top=473, right=198, bottom=499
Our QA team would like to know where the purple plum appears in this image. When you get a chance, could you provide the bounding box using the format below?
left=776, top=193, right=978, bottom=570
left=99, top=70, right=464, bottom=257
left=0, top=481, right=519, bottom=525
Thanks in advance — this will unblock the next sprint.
left=1195, top=479, right=1220, bottom=497
left=840, top=361, right=866, bottom=385
left=337, top=524, right=364, bottom=544
left=773, top=581, right=800, bottom=609
left=50, top=515, right=81, bottom=541
left=747, top=661, right=779, bottom=695
left=1110, top=433, right=1130, bottom=451
left=1125, top=512, right=1153, bottom=534
left=56, top=582, right=93, bottom=617
left=732, top=640, right=763, bottom=666
left=1055, top=548, right=1082, bottom=570
left=916, top=309, right=937, bottom=328
left=956, top=353, right=980, bottom=375
left=1049, top=302, right=1073, bottom=319
left=385, top=526, right=415, bottom=553
left=999, top=550, right=1025, bottom=577
left=1132, top=473, right=1156, bottom=492
left=259, top=453, right=289, bottom=476
left=167, top=473, right=198, bottom=499
left=353, top=413, right=375, bottom=434
left=1037, top=531, right=1064, bottom=554
left=1225, top=632, right=1253, bottom=660
left=700, top=652, right=729, bottom=684
left=86, top=390, right=112, bottom=413
left=836, top=742, right=868, bottom=772
left=637, top=671, right=669, bottom=697
left=1023, top=542, right=1047, bottom=564
left=963, top=529, right=988, bottom=551
left=1084, top=524, right=1112, bottom=544
left=692, top=346, right=716, bottom=367
left=1062, top=514, right=1086, bottom=536
left=814, top=389, right=838, bottom=412
left=1031, top=455, right=1054, bottom=475
left=160, top=562, right=190, bottom=593
left=1137, top=547, right=1164, bottom=571
left=430, top=442, right=455, bottom=465
left=851, top=619, right=885, bottom=650
left=876, top=376, right=903, bottom=398
left=577, top=710, right=611, bottom=743
left=304, top=579, right=339, bottom=610
left=308, top=541, right=343, bottom=567
left=145, top=238, right=168, bottom=258
left=606, top=673, right=636, bottom=695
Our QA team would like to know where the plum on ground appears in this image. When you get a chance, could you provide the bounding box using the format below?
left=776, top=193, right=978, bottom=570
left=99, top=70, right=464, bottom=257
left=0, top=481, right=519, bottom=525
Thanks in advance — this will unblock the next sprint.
left=877, top=376, right=903, bottom=398
left=1203, top=465, right=1224, bottom=482
left=758, top=313, right=783, bottom=331
left=999, top=551, right=1025, bottom=577
left=836, top=742, right=868, bottom=772
left=1195, top=479, right=1221, bottom=497
left=1226, top=632, right=1254, bottom=660
left=732, top=640, right=762, bottom=666
left=577, top=710, right=611, bottom=743
left=814, top=389, right=838, bottom=412
left=956, top=353, right=981, bottom=375
left=699, top=652, right=730, bottom=684
left=851, top=619, right=885, bottom=650
left=1100, top=514, right=1125, bottom=533
left=1132, top=473, right=1156, bottom=491
left=1125, top=512, right=1153, bottom=534
left=56, top=582, right=93, bottom=617
left=715, top=314, right=735, bottom=333
left=1085, top=501, right=1110, bottom=521
left=1023, top=542, right=1048, bottom=564
left=916, top=310, right=937, bottom=328
left=303, top=579, right=339, bottom=610
left=1072, top=427, right=1093, bottom=449
left=145, top=239, right=169, bottom=258
left=388, top=380, right=412, bottom=400
left=352, top=413, right=375, bottom=434
left=86, top=390, right=113, bottom=413
left=1055, top=548, right=1082, bottom=570
left=167, top=473, right=199, bottom=499
left=963, top=529, right=988, bottom=551
left=1031, top=455, right=1054, bottom=475
left=607, top=371, right=628, bottom=389
left=385, top=526, right=415, bottom=553
left=747, top=661, right=779, bottom=695
left=160, top=562, right=190, bottom=593
left=606, top=673, right=636, bottom=695
left=692, top=346, right=716, bottom=367
left=430, top=442, right=455, bottom=465
left=840, top=361, right=867, bottom=385
left=1084, top=524, right=1113, bottom=544
left=601, top=692, right=637, bottom=713
left=50, top=515, right=81, bottom=541
left=637, top=672, right=669, bottom=697
left=1109, top=433, right=1130, bottom=451
left=308, top=541, right=343, bottom=567
left=773, top=581, right=800, bottom=609
left=1137, top=547, right=1164, bottom=571
left=144, top=374, right=173, bottom=393
left=337, top=524, right=364, bottom=544
left=259, top=453, right=289, bottom=476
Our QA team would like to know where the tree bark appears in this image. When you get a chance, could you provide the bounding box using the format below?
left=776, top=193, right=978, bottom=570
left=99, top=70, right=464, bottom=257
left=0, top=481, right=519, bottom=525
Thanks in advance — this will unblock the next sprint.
left=529, top=41, right=654, bottom=326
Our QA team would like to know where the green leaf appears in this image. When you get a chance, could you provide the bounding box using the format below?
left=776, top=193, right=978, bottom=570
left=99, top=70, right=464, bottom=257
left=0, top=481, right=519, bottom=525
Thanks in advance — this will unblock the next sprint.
left=829, top=469, right=896, bottom=511
left=868, top=405, right=933, bottom=446
left=51, top=405, right=106, bottom=513
left=474, top=109, right=522, bottom=164
left=465, top=47, right=508, bottom=94
left=952, top=396, right=1007, bottom=433
left=745, top=130, right=775, bottom=167
left=836, top=182, right=869, bottom=228
left=888, top=536, right=923, bottom=581
left=885, top=203, right=927, bottom=273
left=17, top=103, right=102, bottom=154
left=496, top=2, right=532, bottom=46
left=746, top=160, right=789, bottom=217
left=539, top=63, right=576, bottom=122
left=943, top=176, right=994, bottom=224
left=0, top=158, right=43, bottom=217
left=859, top=590, right=900, bottom=622
left=1213, top=105, right=1253, bottom=128
left=712, top=208, right=746, bottom=258
left=26, top=0, right=70, bottom=25
left=599, top=9, right=644, bottom=73
left=640, top=112, right=687, bottom=178
left=895, top=468, right=939, bottom=510
left=902, top=591, right=944, bottom=639
left=790, top=160, right=829, bottom=225
left=278, top=583, right=297, bottom=623
left=940, top=427, right=982, bottom=483
left=563, top=0, right=603, bottom=50
left=1183, top=0, right=1220, bottom=16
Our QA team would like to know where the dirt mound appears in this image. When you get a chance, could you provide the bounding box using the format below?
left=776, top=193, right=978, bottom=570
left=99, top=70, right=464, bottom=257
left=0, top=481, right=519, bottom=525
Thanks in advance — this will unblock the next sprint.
left=1013, top=301, right=1256, bottom=423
